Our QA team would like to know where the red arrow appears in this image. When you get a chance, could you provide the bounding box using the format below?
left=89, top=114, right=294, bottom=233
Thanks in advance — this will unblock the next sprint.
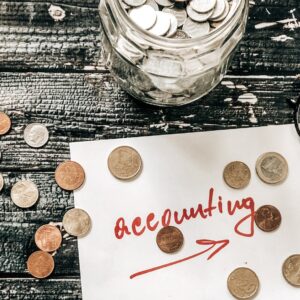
left=130, top=239, right=230, bottom=279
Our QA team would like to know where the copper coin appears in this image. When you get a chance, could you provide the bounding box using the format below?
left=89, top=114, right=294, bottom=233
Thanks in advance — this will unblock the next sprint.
left=255, top=205, right=281, bottom=232
left=0, top=112, right=11, bottom=135
left=27, top=251, right=55, bottom=279
left=156, top=226, right=184, bottom=254
left=35, top=225, right=62, bottom=252
left=108, top=146, right=142, bottom=180
left=55, top=160, right=85, bottom=191
left=223, top=161, right=251, bottom=189
left=227, top=267, right=260, bottom=299
left=282, top=254, right=300, bottom=287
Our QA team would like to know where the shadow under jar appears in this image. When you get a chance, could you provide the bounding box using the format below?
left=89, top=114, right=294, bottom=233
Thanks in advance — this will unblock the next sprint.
left=99, top=0, right=249, bottom=107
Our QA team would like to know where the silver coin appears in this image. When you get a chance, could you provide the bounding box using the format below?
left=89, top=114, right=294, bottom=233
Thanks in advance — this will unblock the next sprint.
left=212, top=0, right=229, bottom=22
left=183, top=17, right=210, bottom=38
left=11, top=180, right=39, bottom=208
left=162, top=7, right=187, bottom=27
left=154, top=0, right=173, bottom=7
left=129, top=5, right=157, bottom=30
left=0, top=173, right=4, bottom=192
left=173, top=29, right=190, bottom=39
left=209, top=0, right=226, bottom=20
left=191, top=0, right=217, bottom=13
left=63, top=208, right=92, bottom=237
left=166, top=13, right=178, bottom=37
left=123, top=0, right=146, bottom=7
left=256, top=152, right=289, bottom=184
left=186, top=3, right=213, bottom=22
left=145, top=0, right=159, bottom=10
left=24, top=123, right=49, bottom=148
left=149, top=11, right=171, bottom=36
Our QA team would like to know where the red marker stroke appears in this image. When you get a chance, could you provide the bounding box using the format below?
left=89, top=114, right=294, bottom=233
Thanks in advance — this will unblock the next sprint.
left=130, top=239, right=230, bottom=279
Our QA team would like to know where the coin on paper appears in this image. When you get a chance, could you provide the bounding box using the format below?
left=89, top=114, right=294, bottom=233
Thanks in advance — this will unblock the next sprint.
left=55, top=160, right=85, bottom=191
left=108, top=146, right=142, bottom=180
left=223, top=161, right=251, bottom=189
left=255, top=205, right=281, bottom=232
left=11, top=180, right=39, bottom=208
left=227, top=267, right=259, bottom=299
left=24, top=123, right=49, bottom=148
left=63, top=208, right=91, bottom=237
left=282, top=254, right=300, bottom=287
left=0, top=173, right=4, bottom=192
left=0, top=112, right=11, bottom=135
left=27, top=251, right=55, bottom=279
left=156, top=226, right=184, bottom=254
left=256, top=152, right=288, bottom=184
left=35, top=224, right=62, bottom=252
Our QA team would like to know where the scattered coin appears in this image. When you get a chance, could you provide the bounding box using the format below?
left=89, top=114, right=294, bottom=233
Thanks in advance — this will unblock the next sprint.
left=27, top=251, right=55, bottom=279
left=0, top=173, right=4, bottom=192
left=282, top=254, right=300, bottom=287
left=223, top=161, right=251, bottom=189
left=11, top=180, right=39, bottom=208
left=108, top=146, right=142, bottom=180
left=156, top=226, right=184, bottom=254
left=256, top=152, right=288, bottom=184
left=63, top=208, right=92, bottom=237
left=24, top=123, right=49, bottom=148
left=35, top=224, right=62, bottom=252
left=0, top=112, right=11, bottom=135
left=227, top=267, right=260, bottom=299
left=55, top=160, right=85, bottom=191
left=255, top=205, right=281, bottom=232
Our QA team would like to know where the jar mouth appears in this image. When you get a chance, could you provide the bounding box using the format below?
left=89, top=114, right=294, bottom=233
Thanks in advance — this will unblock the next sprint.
left=113, top=0, right=247, bottom=47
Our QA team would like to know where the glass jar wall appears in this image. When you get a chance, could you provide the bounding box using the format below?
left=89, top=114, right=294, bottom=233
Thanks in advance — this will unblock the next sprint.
left=99, top=0, right=249, bottom=107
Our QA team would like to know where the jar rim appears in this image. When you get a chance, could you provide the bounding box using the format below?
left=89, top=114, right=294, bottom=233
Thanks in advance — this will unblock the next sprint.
left=111, top=0, right=247, bottom=47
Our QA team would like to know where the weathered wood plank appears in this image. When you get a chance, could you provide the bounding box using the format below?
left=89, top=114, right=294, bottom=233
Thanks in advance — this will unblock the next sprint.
left=0, top=72, right=297, bottom=171
left=0, top=1, right=299, bottom=73
left=0, top=278, right=81, bottom=300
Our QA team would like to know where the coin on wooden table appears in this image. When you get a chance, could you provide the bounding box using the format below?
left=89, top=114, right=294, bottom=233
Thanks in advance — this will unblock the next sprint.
left=63, top=208, right=91, bottom=237
left=227, top=267, right=259, bottom=299
left=156, top=226, right=184, bottom=254
left=256, top=152, right=288, bottom=184
left=24, top=123, right=49, bottom=148
left=11, top=180, right=39, bottom=208
left=223, top=161, right=251, bottom=189
left=35, top=225, right=62, bottom=252
left=108, top=146, right=142, bottom=180
left=0, top=112, right=11, bottom=135
left=27, top=251, right=55, bottom=279
left=0, top=173, right=4, bottom=192
left=255, top=205, right=281, bottom=232
left=55, top=160, right=85, bottom=191
left=282, top=254, right=300, bottom=287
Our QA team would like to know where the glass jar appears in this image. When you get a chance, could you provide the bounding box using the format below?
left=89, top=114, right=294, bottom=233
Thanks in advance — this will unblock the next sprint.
left=99, top=0, right=249, bottom=107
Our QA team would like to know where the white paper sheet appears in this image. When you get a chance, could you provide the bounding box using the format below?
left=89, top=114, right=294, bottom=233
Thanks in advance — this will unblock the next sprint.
left=70, top=125, right=300, bottom=300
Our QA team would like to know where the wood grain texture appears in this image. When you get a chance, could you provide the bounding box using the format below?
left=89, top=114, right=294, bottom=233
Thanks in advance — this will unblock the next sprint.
left=0, top=1, right=299, bottom=73
left=0, top=278, right=81, bottom=300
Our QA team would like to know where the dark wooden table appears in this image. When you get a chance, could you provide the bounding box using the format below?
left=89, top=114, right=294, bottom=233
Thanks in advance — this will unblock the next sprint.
left=0, top=0, right=299, bottom=298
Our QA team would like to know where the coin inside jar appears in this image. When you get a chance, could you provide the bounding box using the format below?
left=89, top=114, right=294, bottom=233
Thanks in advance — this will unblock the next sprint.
left=256, top=152, right=288, bottom=184
left=0, top=112, right=11, bottom=135
left=35, top=224, right=62, bottom=252
left=27, top=251, right=55, bottom=279
left=63, top=208, right=92, bottom=237
left=156, top=226, right=184, bottom=254
left=227, top=267, right=259, bottom=299
left=255, top=205, right=281, bottom=232
left=108, top=146, right=142, bottom=180
left=11, top=180, right=39, bottom=208
left=55, top=160, right=85, bottom=191
left=282, top=254, right=300, bottom=287
left=24, top=123, right=49, bottom=148
left=223, top=161, right=251, bottom=189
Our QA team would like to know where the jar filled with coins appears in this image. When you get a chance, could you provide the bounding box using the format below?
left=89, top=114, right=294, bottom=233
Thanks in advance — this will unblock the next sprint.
left=99, top=0, right=249, bottom=106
